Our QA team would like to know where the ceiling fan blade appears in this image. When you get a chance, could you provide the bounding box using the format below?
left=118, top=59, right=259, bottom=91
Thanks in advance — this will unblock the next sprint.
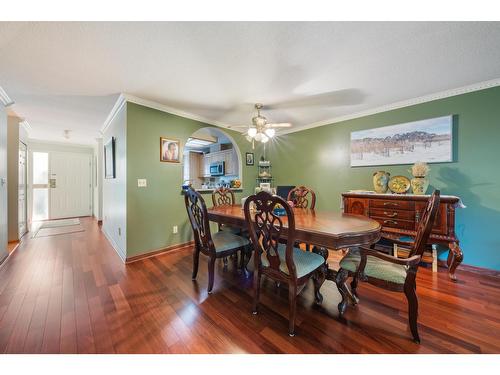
left=268, top=123, right=292, bottom=128
left=227, top=125, right=251, bottom=129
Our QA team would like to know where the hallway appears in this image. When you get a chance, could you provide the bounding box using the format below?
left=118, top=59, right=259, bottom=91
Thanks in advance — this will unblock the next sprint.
left=1, top=217, right=500, bottom=354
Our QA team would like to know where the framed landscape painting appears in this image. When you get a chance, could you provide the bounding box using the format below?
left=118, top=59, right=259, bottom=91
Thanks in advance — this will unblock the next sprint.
left=350, top=115, right=453, bottom=167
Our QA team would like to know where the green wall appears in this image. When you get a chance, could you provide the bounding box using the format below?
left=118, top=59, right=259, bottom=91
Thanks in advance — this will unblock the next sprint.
left=126, top=102, right=261, bottom=258
left=267, top=86, right=500, bottom=270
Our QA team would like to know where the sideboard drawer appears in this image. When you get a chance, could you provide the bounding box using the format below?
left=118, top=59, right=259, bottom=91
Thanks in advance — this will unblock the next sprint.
left=370, top=208, right=415, bottom=221
left=370, top=199, right=415, bottom=210
left=372, top=217, right=416, bottom=230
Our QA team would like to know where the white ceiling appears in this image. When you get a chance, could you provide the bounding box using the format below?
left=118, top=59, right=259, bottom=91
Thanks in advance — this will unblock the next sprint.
left=1, top=22, right=500, bottom=145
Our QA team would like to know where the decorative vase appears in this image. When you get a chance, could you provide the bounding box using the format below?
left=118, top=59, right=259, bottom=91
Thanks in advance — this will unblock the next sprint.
left=372, top=171, right=390, bottom=193
left=411, top=176, right=429, bottom=195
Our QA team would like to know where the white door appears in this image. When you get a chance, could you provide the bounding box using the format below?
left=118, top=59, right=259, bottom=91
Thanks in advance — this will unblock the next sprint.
left=49, top=152, right=92, bottom=219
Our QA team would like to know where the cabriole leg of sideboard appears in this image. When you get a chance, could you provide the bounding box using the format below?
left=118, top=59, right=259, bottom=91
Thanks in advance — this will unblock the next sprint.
left=447, top=241, right=463, bottom=282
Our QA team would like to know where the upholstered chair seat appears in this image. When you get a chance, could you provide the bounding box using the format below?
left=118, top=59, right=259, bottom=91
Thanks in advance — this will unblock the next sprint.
left=248, top=245, right=325, bottom=278
left=339, top=250, right=407, bottom=284
left=212, top=230, right=250, bottom=253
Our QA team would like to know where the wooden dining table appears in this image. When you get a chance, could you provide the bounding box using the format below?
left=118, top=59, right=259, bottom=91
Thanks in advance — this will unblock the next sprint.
left=207, top=204, right=382, bottom=281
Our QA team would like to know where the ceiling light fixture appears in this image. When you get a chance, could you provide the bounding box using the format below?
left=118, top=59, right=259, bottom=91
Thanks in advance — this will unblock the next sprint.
left=243, top=103, right=292, bottom=149
left=185, top=136, right=217, bottom=148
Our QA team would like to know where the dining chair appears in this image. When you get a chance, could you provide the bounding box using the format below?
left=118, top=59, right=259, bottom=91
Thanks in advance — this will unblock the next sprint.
left=287, top=185, right=316, bottom=209
left=244, top=191, right=326, bottom=336
left=287, top=185, right=316, bottom=251
left=184, top=186, right=252, bottom=294
left=335, top=190, right=441, bottom=343
left=211, top=187, right=240, bottom=233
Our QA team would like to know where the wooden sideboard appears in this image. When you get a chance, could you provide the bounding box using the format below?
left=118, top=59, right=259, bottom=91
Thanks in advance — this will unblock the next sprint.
left=342, top=192, right=464, bottom=281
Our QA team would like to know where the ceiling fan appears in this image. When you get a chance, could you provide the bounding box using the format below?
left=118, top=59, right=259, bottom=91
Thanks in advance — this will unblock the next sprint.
left=230, top=103, right=292, bottom=148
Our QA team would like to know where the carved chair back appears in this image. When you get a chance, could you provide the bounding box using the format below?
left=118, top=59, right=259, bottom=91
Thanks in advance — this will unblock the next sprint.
left=410, top=190, right=441, bottom=258
left=184, top=187, right=215, bottom=256
left=212, top=187, right=235, bottom=207
left=244, top=191, right=298, bottom=279
left=287, top=186, right=316, bottom=209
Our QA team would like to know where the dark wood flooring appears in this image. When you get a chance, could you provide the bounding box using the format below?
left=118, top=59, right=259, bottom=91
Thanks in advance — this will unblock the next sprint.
left=1, top=217, right=499, bottom=353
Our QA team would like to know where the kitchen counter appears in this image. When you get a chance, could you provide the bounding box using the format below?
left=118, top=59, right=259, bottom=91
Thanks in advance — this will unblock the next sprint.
left=181, top=188, right=244, bottom=194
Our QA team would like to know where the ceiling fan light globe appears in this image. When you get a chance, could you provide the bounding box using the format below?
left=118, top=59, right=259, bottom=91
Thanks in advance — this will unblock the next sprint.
left=247, top=127, right=257, bottom=137
left=261, top=134, right=269, bottom=143
left=264, top=128, right=275, bottom=138
left=254, top=132, right=263, bottom=142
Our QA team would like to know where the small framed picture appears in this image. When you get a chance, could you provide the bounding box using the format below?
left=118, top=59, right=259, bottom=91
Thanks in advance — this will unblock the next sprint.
left=104, top=137, right=116, bottom=179
left=246, top=152, right=254, bottom=166
left=160, top=137, right=181, bottom=163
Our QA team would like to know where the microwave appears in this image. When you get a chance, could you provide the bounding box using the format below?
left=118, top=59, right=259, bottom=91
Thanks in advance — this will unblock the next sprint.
left=210, top=161, right=225, bottom=176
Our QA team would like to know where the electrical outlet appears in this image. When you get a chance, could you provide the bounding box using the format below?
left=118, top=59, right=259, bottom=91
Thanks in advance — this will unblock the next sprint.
left=173, top=225, right=178, bottom=234
left=138, top=179, right=147, bottom=187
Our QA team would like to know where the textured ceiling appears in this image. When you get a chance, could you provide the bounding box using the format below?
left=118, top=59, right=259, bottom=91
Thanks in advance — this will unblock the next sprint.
left=1, top=22, right=500, bottom=145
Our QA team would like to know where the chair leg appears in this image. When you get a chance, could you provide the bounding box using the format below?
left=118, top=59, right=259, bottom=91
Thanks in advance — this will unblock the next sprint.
left=404, top=282, right=420, bottom=343
left=207, top=256, right=216, bottom=294
left=223, top=257, right=228, bottom=270
left=288, top=283, right=297, bottom=337
left=306, top=243, right=311, bottom=252
left=252, top=271, right=262, bottom=315
left=192, top=247, right=200, bottom=280
left=238, top=249, right=245, bottom=270
left=335, top=268, right=350, bottom=317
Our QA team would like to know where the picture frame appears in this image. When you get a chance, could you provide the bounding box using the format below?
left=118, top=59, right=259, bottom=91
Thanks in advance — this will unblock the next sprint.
left=350, top=115, right=453, bottom=167
left=245, top=152, right=254, bottom=166
left=160, top=137, right=181, bottom=163
left=104, top=137, right=116, bottom=179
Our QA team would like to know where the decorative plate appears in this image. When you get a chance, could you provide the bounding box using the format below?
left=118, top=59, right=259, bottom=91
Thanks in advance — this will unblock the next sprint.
left=388, top=175, right=411, bottom=194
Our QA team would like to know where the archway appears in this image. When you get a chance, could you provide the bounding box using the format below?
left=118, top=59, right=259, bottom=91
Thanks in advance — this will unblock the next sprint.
left=183, top=127, right=243, bottom=191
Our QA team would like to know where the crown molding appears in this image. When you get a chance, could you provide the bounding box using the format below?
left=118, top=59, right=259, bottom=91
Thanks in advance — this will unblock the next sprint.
left=19, top=120, right=32, bottom=135
left=0, top=86, right=15, bottom=107
left=100, top=93, right=127, bottom=135
left=279, top=78, right=500, bottom=135
left=100, top=93, right=234, bottom=135
left=123, top=94, right=233, bottom=129
left=101, top=78, right=500, bottom=138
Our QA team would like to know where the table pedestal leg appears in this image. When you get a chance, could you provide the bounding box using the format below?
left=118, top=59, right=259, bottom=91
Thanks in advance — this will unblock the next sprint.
left=447, top=242, right=463, bottom=282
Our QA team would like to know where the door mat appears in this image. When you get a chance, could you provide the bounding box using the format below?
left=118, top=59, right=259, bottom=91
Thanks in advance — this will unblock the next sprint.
left=33, top=218, right=84, bottom=238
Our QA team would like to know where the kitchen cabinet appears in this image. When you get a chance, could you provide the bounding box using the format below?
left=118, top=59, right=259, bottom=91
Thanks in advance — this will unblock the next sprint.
left=201, top=149, right=239, bottom=177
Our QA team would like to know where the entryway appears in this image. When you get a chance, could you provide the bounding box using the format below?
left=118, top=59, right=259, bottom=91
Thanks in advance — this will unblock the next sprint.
left=32, top=150, right=92, bottom=221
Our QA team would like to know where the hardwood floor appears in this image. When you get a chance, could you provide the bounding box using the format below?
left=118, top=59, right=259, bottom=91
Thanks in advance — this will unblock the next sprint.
left=1, top=217, right=499, bottom=354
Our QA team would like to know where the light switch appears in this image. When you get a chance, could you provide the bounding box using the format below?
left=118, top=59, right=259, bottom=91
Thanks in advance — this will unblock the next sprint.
left=138, top=179, right=147, bottom=187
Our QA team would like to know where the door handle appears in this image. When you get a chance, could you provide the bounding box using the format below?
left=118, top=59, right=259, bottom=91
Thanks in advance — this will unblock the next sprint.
left=383, top=220, right=398, bottom=225
left=49, top=178, right=56, bottom=188
left=383, top=202, right=398, bottom=207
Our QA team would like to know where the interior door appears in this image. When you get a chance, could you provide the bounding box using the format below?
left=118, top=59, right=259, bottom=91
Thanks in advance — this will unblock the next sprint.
left=18, top=142, right=27, bottom=237
left=49, top=152, right=92, bottom=219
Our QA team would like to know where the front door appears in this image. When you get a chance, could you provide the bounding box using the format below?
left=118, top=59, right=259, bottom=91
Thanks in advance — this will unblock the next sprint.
left=49, top=151, right=92, bottom=219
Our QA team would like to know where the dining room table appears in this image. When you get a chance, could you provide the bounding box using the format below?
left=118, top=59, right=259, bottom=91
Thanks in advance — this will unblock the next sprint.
left=206, top=204, right=382, bottom=282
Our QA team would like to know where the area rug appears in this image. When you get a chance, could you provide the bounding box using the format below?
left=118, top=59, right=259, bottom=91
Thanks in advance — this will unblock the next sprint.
left=33, top=218, right=84, bottom=238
